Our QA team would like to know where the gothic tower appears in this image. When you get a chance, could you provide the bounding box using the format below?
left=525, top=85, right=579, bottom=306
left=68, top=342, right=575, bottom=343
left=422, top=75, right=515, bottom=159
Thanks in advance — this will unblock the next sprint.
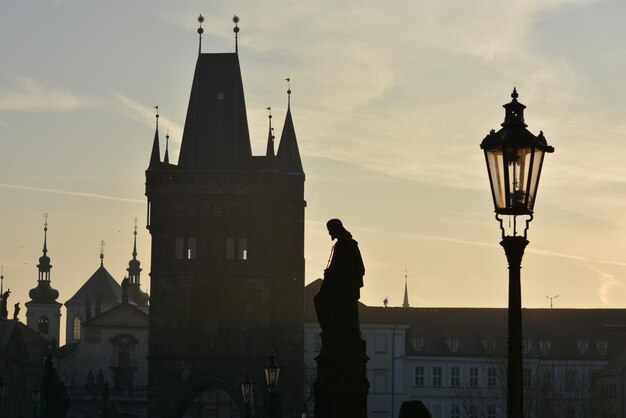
left=146, top=20, right=305, bottom=417
left=25, top=216, right=62, bottom=343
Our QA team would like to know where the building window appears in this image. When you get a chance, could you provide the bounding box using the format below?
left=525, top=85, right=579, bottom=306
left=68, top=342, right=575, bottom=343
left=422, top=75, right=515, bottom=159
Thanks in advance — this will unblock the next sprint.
left=577, top=340, right=590, bottom=355
left=217, top=93, right=225, bottom=100
left=487, top=405, right=497, bottom=418
left=484, top=338, right=496, bottom=353
left=412, top=338, right=424, bottom=351
left=487, top=367, right=497, bottom=387
left=450, top=367, right=460, bottom=387
left=468, top=405, right=478, bottom=418
left=187, top=238, right=196, bottom=259
left=373, top=371, right=388, bottom=393
left=522, top=340, right=532, bottom=354
left=541, top=369, right=553, bottom=390
left=414, top=366, right=425, bottom=386
left=432, top=366, right=442, bottom=387
left=469, top=367, right=479, bottom=387
left=375, top=334, right=387, bottom=353
left=226, top=238, right=248, bottom=261
left=450, top=405, right=461, bottom=418
left=38, top=316, right=49, bottom=334
left=446, top=338, right=459, bottom=353
left=238, top=238, right=248, bottom=260
left=565, top=369, right=577, bottom=391
left=73, top=315, right=81, bottom=340
left=539, top=340, right=551, bottom=355
left=314, top=335, right=321, bottom=353
left=175, top=237, right=184, bottom=259
left=597, top=340, right=608, bottom=355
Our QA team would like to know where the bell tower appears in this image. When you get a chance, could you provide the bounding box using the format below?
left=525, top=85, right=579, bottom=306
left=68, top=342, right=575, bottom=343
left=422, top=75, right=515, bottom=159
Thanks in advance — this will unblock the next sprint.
left=146, top=17, right=305, bottom=417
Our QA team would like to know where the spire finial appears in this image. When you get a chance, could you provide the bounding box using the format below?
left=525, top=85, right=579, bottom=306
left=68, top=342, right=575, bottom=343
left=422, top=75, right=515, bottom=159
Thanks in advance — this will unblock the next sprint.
left=285, top=78, right=291, bottom=108
left=100, top=240, right=105, bottom=267
left=43, top=213, right=49, bottom=254
left=233, top=15, right=240, bottom=54
left=132, top=218, right=138, bottom=259
left=155, top=106, right=159, bottom=125
left=265, top=107, right=275, bottom=157
left=511, top=87, right=519, bottom=100
left=1, top=265, right=3, bottom=295
left=197, top=14, right=205, bottom=55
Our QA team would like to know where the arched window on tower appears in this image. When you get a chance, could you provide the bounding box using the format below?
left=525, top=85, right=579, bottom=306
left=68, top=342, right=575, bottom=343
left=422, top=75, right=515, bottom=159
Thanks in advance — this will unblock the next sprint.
left=73, top=315, right=81, bottom=340
left=38, top=316, right=49, bottom=334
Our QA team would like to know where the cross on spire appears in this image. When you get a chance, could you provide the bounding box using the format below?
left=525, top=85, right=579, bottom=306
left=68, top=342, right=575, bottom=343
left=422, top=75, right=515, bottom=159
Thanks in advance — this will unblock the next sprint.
left=100, top=240, right=105, bottom=266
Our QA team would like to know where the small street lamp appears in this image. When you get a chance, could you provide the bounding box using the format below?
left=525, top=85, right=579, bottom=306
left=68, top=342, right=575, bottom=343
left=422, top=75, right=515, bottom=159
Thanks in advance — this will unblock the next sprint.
left=264, top=352, right=280, bottom=418
left=240, top=374, right=254, bottom=418
left=31, top=386, right=40, bottom=418
left=480, top=88, right=554, bottom=418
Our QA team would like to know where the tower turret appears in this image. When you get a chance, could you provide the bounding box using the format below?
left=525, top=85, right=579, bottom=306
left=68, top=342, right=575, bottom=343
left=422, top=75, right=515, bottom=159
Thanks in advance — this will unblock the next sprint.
left=25, top=214, right=62, bottom=342
left=127, top=219, right=149, bottom=307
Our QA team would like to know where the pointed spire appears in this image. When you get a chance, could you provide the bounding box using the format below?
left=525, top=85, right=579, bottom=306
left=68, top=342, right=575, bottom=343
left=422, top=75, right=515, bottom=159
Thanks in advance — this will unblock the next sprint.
left=265, top=107, right=275, bottom=158
left=164, top=131, right=170, bottom=165
left=233, top=15, right=240, bottom=54
left=276, top=80, right=303, bottom=173
left=197, top=14, right=204, bottom=56
left=402, top=270, right=410, bottom=309
left=99, top=240, right=105, bottom=267
left=128, top=219, right=142, bottom=286
left=148, top=108, right=161, bottom=168
left=37, top=213, right=52, bottom=282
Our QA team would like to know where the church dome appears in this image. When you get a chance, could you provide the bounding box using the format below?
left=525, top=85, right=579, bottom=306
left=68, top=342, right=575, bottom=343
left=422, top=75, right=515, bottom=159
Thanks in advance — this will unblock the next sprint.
left=29, top=281, right=59, bottom=303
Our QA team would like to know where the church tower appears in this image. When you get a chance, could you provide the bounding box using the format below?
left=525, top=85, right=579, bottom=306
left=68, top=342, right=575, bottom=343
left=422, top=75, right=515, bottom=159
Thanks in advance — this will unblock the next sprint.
left=146, top=18, right=305, bottom=417
left=25, top=215, right=62, bottom=343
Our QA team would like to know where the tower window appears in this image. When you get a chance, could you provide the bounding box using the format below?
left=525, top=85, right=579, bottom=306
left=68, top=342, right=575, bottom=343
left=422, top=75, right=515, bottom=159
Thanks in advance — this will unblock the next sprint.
left=226, top=238, right=248, bottom=261
left=175, top=238, right=184, bottom=259
left=73, top=315, right=81, bottom=340
left=187, top=238, right=197, bottom=260
left=38, top=316, right=49, bottom=334
left=238, top=238, right=247, bottom=260
left=226, top=238, right=235, bottom=260
left=217, top=93, right=225, bottom=100
left=176, top=238, right=196, bottom=260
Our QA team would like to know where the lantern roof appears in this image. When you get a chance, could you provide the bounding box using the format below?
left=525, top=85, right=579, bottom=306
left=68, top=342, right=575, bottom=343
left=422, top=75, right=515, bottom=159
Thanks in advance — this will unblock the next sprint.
left=480, top=88, right=554, bottom=153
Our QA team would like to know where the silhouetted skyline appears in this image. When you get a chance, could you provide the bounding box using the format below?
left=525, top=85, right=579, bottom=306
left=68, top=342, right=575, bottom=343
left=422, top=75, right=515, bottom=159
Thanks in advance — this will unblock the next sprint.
left=2, top=1, right=626, bottom=348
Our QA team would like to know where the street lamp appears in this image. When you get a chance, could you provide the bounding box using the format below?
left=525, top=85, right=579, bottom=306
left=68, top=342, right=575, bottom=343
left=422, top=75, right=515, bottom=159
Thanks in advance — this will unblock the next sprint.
left=264, top=352, right=280, bottom=418
left=264, top=352, right=280, bottom=391
left=240, top=374, right=254, bottom=418
left=480, top=88, right=554, bottom=418
left=31, top=386, right=40, bottom=418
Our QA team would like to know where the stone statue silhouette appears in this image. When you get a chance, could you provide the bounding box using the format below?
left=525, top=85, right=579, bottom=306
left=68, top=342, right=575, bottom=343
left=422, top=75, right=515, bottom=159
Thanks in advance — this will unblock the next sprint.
left=13, top=302, right=20, bottom=320
left=1, top=289, right=10, bottom=319
left=314, top=219, right=365, bottom=341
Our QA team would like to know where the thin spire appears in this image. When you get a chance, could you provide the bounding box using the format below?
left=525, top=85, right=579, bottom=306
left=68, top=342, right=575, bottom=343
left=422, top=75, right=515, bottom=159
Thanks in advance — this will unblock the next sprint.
left=197, top=14, right=204, bottom=56
left=1, top=265, right=3, bottom=295
left=38, top=213, right=52, bottom=281
left=265, top=107, right=275, bottom=157
left=148, top=107, right=161, bottom=168
left=43, top=212, right=48, bottom=255
left=100, top=240, right=105, bottom=267
left=402, top=269, right=410, bottom=309
left=285, top=78, right=291, bottom=108
left=164, top=131, right=170, bottom=165
left=133, top=218, right=138, bottom=259
left=233, top=15, right=240, bottom=54
left=276, top=83, right=303, bottom=173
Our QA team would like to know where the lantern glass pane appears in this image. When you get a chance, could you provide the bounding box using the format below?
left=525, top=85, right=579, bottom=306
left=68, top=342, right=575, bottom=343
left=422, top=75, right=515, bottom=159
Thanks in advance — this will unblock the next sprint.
left=506, top=146, right=533, bottom=211
left=527, top=148, right=545, bottom=211
left=486, top=149, right=506, bottom=209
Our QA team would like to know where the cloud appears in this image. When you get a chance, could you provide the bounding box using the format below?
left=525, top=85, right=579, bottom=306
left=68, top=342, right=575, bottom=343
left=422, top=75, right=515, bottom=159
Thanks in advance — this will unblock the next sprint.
left=116, top=94, right=184, bottom=147
left=0, top=183, right=143, bottom=204
left=0, top=78, right=97, bottom=112
left=583, top=264, right=624, bottom=306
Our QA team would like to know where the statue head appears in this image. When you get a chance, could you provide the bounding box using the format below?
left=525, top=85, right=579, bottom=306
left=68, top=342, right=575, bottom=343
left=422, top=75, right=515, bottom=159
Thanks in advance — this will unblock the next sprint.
left=326, top=219, right=348, bottom=240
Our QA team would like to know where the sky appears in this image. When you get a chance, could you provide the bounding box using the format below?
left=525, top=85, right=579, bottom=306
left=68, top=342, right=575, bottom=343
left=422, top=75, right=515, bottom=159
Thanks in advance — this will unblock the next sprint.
left=3, top=0, right=626, bottom=341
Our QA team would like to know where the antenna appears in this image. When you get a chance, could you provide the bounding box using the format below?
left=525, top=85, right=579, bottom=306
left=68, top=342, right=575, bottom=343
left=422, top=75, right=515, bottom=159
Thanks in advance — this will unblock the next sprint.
left=546, top=294, right=559, bottom=309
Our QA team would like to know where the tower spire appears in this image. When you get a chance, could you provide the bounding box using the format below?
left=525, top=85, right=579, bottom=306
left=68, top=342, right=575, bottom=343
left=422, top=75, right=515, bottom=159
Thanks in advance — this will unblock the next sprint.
left=233, top=15, right=240, bottom=54
left=265, top=107, right=275, bottom=157
left=148, top=107, right=161, bottom=168
left=197, top=14, right=204, bottom=56
left=286, top=78, right=291, bottom=108
left=276, top=80, right=303, bottom=173
left=164, top=131, right=170, bottom=165
left=402, top=269, right=410, bottom=309
left=37, top=213, right=52, bottom=282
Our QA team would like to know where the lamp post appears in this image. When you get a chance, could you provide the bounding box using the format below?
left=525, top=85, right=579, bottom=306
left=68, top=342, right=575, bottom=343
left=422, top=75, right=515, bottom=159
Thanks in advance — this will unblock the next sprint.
left=0, top=376, right=5, bottom=418
left=241, top=374, right=254, bottom=418
left=264, top=352, right=280, bottom=418
left=31, top=387, right=40, bottom=418
left=480, top=88, right=554, bottom=418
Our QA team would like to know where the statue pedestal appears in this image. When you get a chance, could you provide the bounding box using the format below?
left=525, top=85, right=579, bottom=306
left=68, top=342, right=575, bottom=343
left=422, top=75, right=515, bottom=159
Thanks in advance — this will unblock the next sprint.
left=314, top=336, right=369, bottom=418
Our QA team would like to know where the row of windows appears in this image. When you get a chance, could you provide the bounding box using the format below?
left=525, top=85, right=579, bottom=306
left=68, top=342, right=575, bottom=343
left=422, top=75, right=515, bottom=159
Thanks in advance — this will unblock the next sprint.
left=174, top=237, right=248, bottom=261
left=306, top=333, right=389, bottom=353
left=414, top=366, right=498, bottom=388
left=412, top=338, right=609, bottom=355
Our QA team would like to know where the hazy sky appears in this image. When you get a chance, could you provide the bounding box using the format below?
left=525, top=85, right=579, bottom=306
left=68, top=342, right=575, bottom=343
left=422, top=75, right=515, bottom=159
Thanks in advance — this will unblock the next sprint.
left=3, top=0, right=626, bottom=336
